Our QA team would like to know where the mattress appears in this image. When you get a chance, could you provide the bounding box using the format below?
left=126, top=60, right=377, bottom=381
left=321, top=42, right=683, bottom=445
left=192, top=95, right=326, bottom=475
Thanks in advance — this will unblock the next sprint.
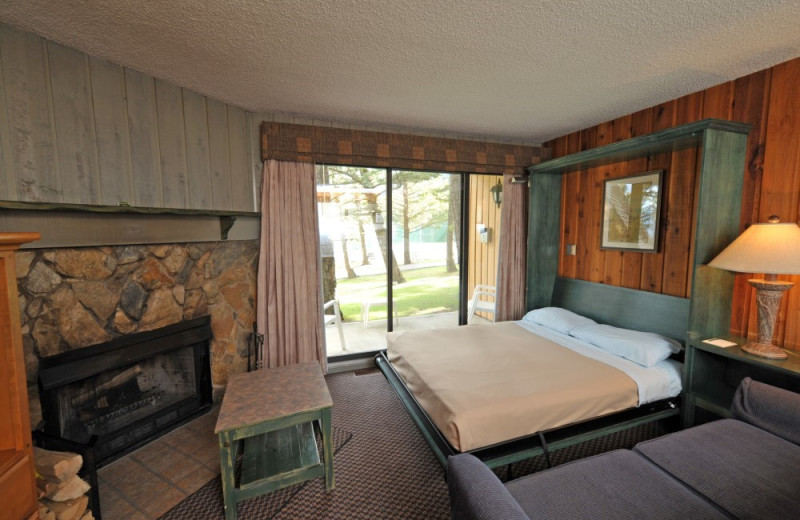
left=386, top=321, right=682, bottom=452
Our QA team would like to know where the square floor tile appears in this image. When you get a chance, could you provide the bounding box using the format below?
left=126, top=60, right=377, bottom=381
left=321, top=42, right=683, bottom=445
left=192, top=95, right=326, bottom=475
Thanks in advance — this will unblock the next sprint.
left=175, top=465, right=217, bottom=494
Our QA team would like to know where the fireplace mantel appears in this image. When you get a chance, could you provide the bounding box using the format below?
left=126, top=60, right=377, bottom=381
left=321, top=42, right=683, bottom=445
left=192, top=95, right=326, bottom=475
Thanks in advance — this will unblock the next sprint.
left=0, top=201, right=260, bottom=248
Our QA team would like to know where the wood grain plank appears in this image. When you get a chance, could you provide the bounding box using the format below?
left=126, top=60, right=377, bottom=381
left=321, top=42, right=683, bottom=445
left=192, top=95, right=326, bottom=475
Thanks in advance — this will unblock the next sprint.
left=155, top=79, right=188, bottom=208
left=183, top=89, right=213, bottom=208
left=761, top=59, right=800, bottom=347
left=681, top=92, right=705, bottom=298
left=701, top=81, right=734, bottom=120
left=207, top=99, right=233, bottom=210
left=560, top=133, right=581, bottom=280
left=0, top=41, right=13, bottom=199
left=125, top=68, right=162, bottom=207
left=47, top=42, right=100, bottom=204
left=621, top=112, right=650, bottom=290
left=640, top=102, right=675, bottom=293
left=487, top=174, right=498, bottom=293
left=228, top=105, right=254, bottom=210
left=581, top=126, right=604, bottom=283
left=249, top=113, right=265, bottom=206
left=601, top=117, right=631, bottom=286
left=662, top=94, right=701, bottom=297
left=89, top=56, right=133, bottom=206
left=549, top=137, right=570, bottom=277
left=468, top=178, right=478, bottom=303
left=0, top=26, right=60, bottom=202
left=729, top=69, right=770, bottom=336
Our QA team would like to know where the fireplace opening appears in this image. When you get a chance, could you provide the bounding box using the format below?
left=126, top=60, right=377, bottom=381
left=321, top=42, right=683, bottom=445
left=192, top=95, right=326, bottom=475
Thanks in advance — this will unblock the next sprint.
left=38, top=316, right=212, bottom=465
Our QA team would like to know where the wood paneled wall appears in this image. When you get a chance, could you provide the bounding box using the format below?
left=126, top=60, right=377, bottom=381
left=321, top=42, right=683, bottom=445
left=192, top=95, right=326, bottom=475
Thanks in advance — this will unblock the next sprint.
left=545, top=56, right=800, bottom=349
left=467, top=175, right=502, bottom=318
left=0, top=23, right=259, bottom=211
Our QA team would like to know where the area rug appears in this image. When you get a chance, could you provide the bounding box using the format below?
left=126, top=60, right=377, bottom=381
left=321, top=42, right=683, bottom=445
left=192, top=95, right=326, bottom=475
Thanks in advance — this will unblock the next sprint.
left=158, top=426, right=352, bottom=520
left=159, top=371, right=668, bottom=520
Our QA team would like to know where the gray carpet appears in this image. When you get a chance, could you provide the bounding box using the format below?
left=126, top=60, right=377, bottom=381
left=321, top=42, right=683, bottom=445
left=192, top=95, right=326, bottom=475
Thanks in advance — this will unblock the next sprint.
left=159, top=370, right=668, bottom=519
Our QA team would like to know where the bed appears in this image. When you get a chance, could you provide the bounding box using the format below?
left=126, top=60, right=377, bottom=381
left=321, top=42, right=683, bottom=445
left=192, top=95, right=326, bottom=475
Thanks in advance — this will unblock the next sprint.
left=374, top=277, right=690, bottom=469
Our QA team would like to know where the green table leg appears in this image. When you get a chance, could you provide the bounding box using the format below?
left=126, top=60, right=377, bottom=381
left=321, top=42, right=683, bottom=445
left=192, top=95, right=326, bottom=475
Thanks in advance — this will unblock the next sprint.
left=219, top=433, right=238, bottom=520
left=321, top=407, right=334, bottom=490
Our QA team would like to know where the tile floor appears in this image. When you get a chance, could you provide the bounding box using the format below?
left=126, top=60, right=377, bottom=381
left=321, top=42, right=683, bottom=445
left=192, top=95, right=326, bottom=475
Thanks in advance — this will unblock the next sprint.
left=97, top=406, right=221, bottom=519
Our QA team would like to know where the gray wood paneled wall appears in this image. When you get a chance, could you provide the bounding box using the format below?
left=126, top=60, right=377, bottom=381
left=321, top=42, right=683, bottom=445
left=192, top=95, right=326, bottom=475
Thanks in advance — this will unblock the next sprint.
left=0, top=23, right=261, bottom=212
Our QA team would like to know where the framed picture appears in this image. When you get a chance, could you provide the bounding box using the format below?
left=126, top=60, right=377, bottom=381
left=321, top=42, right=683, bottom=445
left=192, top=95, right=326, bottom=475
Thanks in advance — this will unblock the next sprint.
left=601, top=170, right=663, bottom=252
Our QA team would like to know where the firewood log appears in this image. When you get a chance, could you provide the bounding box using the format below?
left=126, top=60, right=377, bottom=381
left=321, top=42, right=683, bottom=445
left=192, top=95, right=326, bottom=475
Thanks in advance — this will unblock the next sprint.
left=45, top=475, right=91, bottom=502
left=40, top=496, right=88, bottom=520
left=33, top=447, right=83, bottom=483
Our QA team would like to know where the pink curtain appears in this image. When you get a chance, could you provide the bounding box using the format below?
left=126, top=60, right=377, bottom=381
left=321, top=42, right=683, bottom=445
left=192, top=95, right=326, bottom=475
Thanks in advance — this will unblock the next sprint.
left=256, top=159, right=326, bottom=372
left=495, top=174, right=528, bottom=321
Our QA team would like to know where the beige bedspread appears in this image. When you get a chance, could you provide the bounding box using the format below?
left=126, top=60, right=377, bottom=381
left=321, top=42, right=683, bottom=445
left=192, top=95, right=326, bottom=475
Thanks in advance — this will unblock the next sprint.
left=387, top=322, right=638, bottom=452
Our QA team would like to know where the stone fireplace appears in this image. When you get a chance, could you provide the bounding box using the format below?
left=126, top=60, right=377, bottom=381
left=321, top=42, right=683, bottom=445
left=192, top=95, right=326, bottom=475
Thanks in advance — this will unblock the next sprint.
left=38, top=317, right=213, bottom=464
left=15, top=240, right=259, bottom=429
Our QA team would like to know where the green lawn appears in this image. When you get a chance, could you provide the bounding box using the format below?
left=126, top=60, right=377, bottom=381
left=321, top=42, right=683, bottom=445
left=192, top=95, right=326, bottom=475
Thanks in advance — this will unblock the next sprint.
left=335, top=265, right=458, bottom=322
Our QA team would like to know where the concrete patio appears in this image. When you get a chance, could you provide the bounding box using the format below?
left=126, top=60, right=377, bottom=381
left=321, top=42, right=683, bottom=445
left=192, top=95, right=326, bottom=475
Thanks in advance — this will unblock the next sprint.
left=325, top=311, right=491, bottom=357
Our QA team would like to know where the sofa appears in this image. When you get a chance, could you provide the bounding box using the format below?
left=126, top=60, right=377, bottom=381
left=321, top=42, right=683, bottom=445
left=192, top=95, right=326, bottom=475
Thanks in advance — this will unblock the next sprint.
left=447, top=378, right=800, bottom=520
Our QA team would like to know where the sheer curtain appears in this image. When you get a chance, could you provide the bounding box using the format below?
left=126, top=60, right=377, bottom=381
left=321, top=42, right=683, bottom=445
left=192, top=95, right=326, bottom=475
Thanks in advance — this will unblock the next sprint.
left=495, top=174, right=528, bottom=321
left=256, top=159, right=327, bottom=372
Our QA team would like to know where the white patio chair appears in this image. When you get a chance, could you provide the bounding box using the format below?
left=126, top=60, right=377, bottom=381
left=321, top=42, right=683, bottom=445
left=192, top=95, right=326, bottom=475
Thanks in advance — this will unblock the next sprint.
left=323, top=299, right=346, bottom=351
left=360, top=298, right=399, bottom=328
left=467, top=284, right=496, bottom=323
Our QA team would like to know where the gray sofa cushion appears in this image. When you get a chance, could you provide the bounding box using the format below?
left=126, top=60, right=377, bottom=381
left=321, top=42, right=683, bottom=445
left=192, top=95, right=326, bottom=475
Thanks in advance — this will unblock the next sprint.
left=731, top=377, right=800, bottom=445
left=635, top=418, right=800, bottom=520
left=505, top=449, right=729, bottom=520
left=447, top=454, right=531, bottom=520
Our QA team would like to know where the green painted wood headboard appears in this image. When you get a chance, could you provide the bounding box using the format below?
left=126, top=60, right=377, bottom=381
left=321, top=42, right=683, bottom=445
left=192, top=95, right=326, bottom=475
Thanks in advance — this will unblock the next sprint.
left=550, top=277, right=690, bottom=343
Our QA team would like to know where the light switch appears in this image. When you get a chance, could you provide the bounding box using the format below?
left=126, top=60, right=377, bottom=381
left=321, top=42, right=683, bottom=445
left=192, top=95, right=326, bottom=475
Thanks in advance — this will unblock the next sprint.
left=566, top=244, right=576, bottom=256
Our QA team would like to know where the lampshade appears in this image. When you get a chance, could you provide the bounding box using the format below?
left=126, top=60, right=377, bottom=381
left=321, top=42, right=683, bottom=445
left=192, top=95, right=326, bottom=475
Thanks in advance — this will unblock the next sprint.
left=708, top=218, right=800, bottom=275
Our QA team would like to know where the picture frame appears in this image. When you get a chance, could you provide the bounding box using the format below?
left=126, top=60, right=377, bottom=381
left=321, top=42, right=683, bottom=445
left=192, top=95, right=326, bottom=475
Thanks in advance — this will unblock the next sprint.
left=601, top=170, right=663, bottom=252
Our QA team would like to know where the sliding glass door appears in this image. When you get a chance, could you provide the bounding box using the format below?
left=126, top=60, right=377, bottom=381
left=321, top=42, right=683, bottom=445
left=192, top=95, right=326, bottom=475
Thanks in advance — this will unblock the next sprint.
left=390, top=170, right=461, bottom=333
left=316, top=165, right=499, bottom=359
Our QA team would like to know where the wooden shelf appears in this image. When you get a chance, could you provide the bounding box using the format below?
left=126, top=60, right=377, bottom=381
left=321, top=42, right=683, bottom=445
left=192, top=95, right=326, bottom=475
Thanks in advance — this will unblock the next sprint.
left=0, top=200, right=259, bottom=218
left=684, top=337, right=800, bottom=427
left=240, top=423, right=321, bottom=488
left=527, top=119, right=751, bottom=175
left=691, top=338, right=800, bottom=378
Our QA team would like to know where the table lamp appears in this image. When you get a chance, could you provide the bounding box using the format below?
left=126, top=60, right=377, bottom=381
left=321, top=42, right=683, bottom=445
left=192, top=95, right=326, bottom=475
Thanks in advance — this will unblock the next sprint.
left=708, top=216, right=800, bottom=359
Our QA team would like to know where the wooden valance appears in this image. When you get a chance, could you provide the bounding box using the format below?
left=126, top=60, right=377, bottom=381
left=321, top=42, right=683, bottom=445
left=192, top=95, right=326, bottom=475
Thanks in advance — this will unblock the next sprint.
left=261, top=122, right=547, bottom=175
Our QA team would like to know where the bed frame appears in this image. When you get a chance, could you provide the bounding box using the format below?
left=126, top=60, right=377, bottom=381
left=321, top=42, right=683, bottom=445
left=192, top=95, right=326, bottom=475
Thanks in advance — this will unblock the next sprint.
left=374, top=277, right=690, bottom=470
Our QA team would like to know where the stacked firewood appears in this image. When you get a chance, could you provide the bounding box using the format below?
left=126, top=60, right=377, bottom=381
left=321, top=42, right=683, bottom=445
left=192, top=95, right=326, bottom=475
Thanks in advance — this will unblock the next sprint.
left=34, top=447, right=94, bottom=520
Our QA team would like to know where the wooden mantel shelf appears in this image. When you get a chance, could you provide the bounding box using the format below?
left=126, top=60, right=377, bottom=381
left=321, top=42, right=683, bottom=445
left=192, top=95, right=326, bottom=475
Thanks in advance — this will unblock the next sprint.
left=528, top=119, right=751, bottom=175
left=0, top=200, right=259, bottom=218
left=0, top=203, right=260, bottom=247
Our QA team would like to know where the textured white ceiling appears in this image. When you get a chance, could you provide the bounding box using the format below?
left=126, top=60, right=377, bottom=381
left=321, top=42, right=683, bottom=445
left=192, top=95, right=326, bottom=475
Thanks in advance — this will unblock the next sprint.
left=2, top=0, right=800, bottom=143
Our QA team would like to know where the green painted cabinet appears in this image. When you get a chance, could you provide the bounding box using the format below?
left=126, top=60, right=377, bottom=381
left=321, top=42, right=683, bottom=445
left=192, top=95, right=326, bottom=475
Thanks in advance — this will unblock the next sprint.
left=683, top=337, right=800, bottom=426
left=526, top=119, right=750, bottom=340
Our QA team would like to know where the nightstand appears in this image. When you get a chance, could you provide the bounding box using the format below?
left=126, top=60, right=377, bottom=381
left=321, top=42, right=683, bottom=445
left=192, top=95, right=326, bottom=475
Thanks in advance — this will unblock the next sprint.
left=682, top=337, right=800, bottom=427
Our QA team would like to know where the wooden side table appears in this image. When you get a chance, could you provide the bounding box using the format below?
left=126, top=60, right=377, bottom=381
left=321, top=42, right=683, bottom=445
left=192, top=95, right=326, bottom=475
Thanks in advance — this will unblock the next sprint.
left=215, top=362, right=334, bottom=520
left=683, top=336, right=800, bottom=428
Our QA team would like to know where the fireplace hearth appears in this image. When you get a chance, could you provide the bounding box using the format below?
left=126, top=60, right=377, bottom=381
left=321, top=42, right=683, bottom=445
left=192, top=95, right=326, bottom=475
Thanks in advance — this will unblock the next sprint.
left=38, top=316, right=213, bottom=465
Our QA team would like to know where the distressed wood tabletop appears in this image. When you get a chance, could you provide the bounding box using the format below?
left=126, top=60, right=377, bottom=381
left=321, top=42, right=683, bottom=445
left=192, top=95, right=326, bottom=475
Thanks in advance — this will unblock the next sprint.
left=215, top=362, right=332, bottom=434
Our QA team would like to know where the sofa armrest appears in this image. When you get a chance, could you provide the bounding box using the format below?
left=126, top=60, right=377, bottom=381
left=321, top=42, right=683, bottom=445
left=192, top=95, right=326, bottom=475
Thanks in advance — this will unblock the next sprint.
left=731, top=377, right=800, bottom=445
left=447, top=454, right=530, bottom=520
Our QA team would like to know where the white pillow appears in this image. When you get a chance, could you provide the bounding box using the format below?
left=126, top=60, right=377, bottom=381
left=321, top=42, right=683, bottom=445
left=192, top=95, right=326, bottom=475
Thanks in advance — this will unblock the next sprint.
left=522, top=307, right=596, bottom=335
left=571, top=324, right=682, bottom=367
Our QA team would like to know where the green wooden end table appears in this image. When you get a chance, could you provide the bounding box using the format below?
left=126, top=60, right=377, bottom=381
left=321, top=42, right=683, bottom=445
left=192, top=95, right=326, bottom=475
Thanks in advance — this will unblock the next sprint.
left=214, top=362, right=334, bottom=520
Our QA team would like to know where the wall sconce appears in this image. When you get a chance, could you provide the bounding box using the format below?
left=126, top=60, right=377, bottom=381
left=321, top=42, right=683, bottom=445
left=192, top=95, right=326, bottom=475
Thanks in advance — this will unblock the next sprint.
left=490, top=179, right=502, bottom=207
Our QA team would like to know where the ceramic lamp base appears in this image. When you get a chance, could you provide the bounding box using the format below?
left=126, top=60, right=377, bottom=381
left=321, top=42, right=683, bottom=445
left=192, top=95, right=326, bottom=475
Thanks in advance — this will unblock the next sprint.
left=741, top=341, right=788, bottom=360
left=746, top=278, right=793, bottom=361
